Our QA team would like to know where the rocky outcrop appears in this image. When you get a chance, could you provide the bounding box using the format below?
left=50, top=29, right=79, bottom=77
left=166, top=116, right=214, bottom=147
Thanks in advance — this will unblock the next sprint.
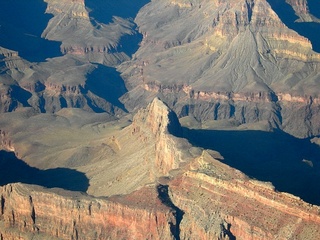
left=0, top=183, right=175, bottom=239
left=0, top=98, right=192, bottom=197
left=129, top=98, right=187, bottom=175
left=286, top=0, right=320, bottom=22
left=42, top=0, right=139, bottom=66
left=1, top=98, right=320, bottom=239
left=119, top=0, right=320, bottom=138
left=0, top=130, right=14, bottom=152
left=0, top=48, right=127, bottom=115
left=169, top=151, right=320, bottom=239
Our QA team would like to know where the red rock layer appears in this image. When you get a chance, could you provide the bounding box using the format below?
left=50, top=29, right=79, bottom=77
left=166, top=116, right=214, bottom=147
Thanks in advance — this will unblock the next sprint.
left=0, top=183, right=175, bottom=239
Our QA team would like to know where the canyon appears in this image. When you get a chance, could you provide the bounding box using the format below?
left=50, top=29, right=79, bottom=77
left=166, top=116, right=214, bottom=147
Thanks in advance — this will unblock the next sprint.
left=1, top=98, right=320, bottom=239
left=119, top=0, right=320, bottom=138
left=0, top=0, right=320, bottom=239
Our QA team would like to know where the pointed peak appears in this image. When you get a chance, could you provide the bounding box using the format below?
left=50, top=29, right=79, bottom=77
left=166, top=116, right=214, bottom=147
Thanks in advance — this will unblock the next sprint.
left=133, top=98, right=182, bottom=137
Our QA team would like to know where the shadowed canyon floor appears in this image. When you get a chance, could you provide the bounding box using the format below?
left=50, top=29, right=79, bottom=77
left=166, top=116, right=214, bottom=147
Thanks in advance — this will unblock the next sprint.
left=183, top=127, right=320, bottom=205
left=0, top=0, right=62, bottom=62
left=1, top=0, right=320, bottom=239
left=86, top=64, right=128, bottom=113
left=308, top=0, right=320, bottom=19
left=85, top=0, right=150, bottom=24
left=1, top=99, right=320, bottom=239
left=84, top=0, right=150, bottom=57
left=267, top=0, right=320, bottom=52
left=0, top=150, right=89, bottom=192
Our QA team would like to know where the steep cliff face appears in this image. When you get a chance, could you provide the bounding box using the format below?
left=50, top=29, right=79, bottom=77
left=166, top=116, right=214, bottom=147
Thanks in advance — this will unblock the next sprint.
left=119, top=0, right=320, bottom=138
left=0, top=48, right=34, bottom=112
left=1, top=98, right=320, bottom=239
left=0, top=98, right=191, bottom=197
left=83, top=98, right=193, bottom=196
left=0, top=183, right=175, bottom=240
left=130, top=98, right=186, bottom=175
left=169, top=151, right=320, bottom=239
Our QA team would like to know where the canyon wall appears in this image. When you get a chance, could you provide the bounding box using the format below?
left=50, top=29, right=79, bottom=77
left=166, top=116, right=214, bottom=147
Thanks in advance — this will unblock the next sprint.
left=0, top=183, right=175, bottom=240
left=0, top=47, right=126, bottom=115
left=0, top=0, right=141, bottom=115
left=129, top=97, right=187, bottom=175
left=169, top=151, right=320, bottom=239
left=119, top=0, right=320, bottom=138
left=42, top=0, right=136, bottom=66
left=1, top=98, right=320, bottom=239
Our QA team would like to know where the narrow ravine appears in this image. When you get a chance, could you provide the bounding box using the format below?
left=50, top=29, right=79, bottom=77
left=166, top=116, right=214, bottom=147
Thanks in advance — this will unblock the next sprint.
left=157, top=185, right=184, bottom=240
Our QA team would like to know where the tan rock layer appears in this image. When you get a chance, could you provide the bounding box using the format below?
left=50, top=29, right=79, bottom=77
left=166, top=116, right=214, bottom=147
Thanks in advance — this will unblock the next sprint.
left=130, top=98, right=188, bottom=175
left=169, top=152, right=320, bottom=239
left=144, top=82, right=319, bottom=104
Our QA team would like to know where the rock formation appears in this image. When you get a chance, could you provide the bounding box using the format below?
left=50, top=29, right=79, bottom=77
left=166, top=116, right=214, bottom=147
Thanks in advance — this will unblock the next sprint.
left=1, top=0, right=320, bottom=239
left=0, top=98, right=191, bottom=196
left=119, top=0, right=320, bottom=138
left=42, top=0, right=141, bottom=66
left=170, top=150, right=320, bottom=239
left=286, top=0, right=320, bottom=22
left=0, top=183, right=175, bottom=239
left=0, top=0, right=142, bottom=115
left=0, top=49, right=126, bottom=115
left=1, top=98, right=320, bottom=239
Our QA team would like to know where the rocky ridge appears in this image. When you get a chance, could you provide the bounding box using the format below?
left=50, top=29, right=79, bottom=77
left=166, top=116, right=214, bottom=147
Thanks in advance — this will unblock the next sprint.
left=42, top=0, right=140, bottom=66
left=119, top=0, right=320, bottom=138
left=286, top=0, right=320, bottom=22
left=170, top=150, right=320, bottom=239
left=0, top=48, right=126, bottom=115
left=0, top=0, right=145, bottom=115
left=0, top=98, right=191, bottom=196
left=0, top=183, right=175, bottom=239
left=1, top=0, right=320, bottom=238
left=1, top=98, right=320, bottom=239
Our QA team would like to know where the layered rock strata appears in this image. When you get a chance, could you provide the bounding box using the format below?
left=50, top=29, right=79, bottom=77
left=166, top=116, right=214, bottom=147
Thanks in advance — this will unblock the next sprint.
left=0, top=0, right=142, bottom=115
left=43, top=0, right=139, bottom=66
left=0, top=98, right=191, bottom=197
left=119, top=0, right=320, bottom=137
left=1, top=98, right=320, bottom=239
left=169, top=150, right=320, bottom=239
left=0, top=183, right=175, bottom=239
left=0, top=47, right=126, bottom=115
left=286, top=0, right=320, bottom=22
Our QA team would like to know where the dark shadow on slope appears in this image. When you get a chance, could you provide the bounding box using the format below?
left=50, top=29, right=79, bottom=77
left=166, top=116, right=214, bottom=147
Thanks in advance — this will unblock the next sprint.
left=85, top=0, right=150, bottom=24
left=117, top=32, right=143, bottom=59
left=10, top=85, right=32, bottom=107
left=157, top=185, right=184, bottom=240
left=0, top=150, right=89, bottom=192
left=85, top=64, right=128, bottom=112
left=0, top=0, right=62, bottom=62
left=307, top=0, right=320, bottom=19
left=84, top=0, right=150, bottom=57
left=266, top=0, right=320, bottom=52
left=183, top=127, right=320, bottom=206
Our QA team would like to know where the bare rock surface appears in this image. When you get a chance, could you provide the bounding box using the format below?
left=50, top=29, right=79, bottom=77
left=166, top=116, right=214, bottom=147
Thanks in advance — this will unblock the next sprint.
left=1, top=98, right=320, bottom=239
left=119, top=0, right=320, bottom=138
left=1, top=0, right=320, bottom=239
left=170, top=150, right=320, bottom=239
left=43, top=0, right=135, bottom=66
left=0, top=0, right=146, bottom=115
left=0, top=183, right=174, bottom=239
